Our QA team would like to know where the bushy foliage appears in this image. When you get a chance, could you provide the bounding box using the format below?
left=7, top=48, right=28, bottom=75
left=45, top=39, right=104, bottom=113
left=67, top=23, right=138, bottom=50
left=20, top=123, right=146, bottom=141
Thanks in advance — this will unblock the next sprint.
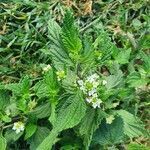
left=0, top=0, right=149, bottom=150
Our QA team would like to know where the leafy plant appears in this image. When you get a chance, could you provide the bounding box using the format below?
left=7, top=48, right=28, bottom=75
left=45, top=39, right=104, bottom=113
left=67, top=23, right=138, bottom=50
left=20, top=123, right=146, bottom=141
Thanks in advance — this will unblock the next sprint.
left=0, top=1, right=149, bottom=150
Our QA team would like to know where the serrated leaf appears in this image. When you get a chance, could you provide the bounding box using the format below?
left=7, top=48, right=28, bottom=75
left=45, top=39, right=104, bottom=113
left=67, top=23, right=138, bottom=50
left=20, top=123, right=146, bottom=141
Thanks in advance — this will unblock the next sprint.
left=47, top=20, right=73, bottom=70
left=61, top=70, right=77, bottom=94
left=28, top=126, right=50, bottom=150
left=139, top=34, right=150, bottom=50
left=94, top=31, right=119, bottom=62
left=127, top=72, right=147, bottom=87
left=117, top=110, right=147, bottom=138
left=106, top=70, right=123, bottom=89
left=24, top=123, right=37, bottom=140
left=115, top=48, right=131, bottom=64
left=93, top=117, right=124, bottom=145
left=140, top=51, right=150, bottom=73
left=61, top=11, right=82, bottom=54
left=44, top=69, right=58, bottom=97
left=79, top=108, right=107, bottom=149
left=29, top=102, right=51, bottom=119
left=1, top=114, right=11, bottom=123
left=132, top=19, right=142, bottom=29
left=5, top=76, right=30, bottom=112
left=33, top=81, right=49, bottom=98
left=5, top=76, right=30, bottom=96
left=34, top=69, right=58, bottom=99
left=37, top=91, right=86, bottom=150
left=54, top=92, right=86, bottom=131
left=5, top=130, right=23, bottom=143
left=5, top=83, right=21, bottom=95
left=0, top=90, right=10, bottom=110
left=47, top=19, right=62, bottom=49
left=80, top=38, right=96, bottom=72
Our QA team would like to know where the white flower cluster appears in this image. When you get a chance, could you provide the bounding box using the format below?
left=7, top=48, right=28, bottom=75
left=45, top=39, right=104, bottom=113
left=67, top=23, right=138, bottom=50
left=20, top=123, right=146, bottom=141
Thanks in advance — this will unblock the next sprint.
left=12, top=121, right=25, bottom=134
left=77, top=74, right=102, bottom=108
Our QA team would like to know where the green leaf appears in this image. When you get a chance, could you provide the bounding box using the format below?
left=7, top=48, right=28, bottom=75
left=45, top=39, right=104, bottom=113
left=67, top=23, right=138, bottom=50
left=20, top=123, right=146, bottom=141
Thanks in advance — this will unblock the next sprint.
left=0, top=84, right=5, bottom=90
left=5, top=83, right=21, bottom=95
left=47, top=20, right=73, bottom=70
left=117, top=110, right=147, bottom=138
left=5, top=76, right=30, bottom=112
left=54, top=92, right=86, bottom=131
left=47, top=19, right=62, bottom=49
left=1, top=114, right=11, bottom=123
left=61, top=70, right=77, bottom=94
left=106, top=70, right=123, bottom=89
left=139, top=33, right=150, bottom=50
left=28, top=126, right=50, bottom=150
left=44, top=69, right=58, bottom=98
left=0, top=133, right=7, bottom=150
left=61, top=11, right=82, bottom=54
left=80, top=38, right=96, bottom=73
left=29, top=102, right=51, bottom=119
left=140, top=51, right=150, bottom=73
left=115, top=48, right=131, bottom=64
left=132, top=19, right=142, bottom=29
left=37, top=91, right=86, bottom=150
left=127, top=72, right=147, bottom=87
left=5, top=76, right=30, bottom=96
left=24, top=123, right=37, bottom=140
left=94, top=31, right=119, bottom=62
left=48, top=103, right=56, bottom=126
left=34, top=69, right=58, bottom=99
left=93, top=117, right=124, bottom=145
left=60, top=145, right=79, bottom=150
left=0, top=90, right=10, bottom=110
left=5, top=130, right=23, bottom=143
left=79, top=108, right=107, bottom=150
left=33, top=81, right=50, bottom=98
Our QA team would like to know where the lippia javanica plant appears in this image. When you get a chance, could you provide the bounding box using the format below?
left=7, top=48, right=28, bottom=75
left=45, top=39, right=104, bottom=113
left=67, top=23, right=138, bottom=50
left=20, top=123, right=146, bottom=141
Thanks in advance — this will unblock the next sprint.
left=0, top=11, right=149, bottom=150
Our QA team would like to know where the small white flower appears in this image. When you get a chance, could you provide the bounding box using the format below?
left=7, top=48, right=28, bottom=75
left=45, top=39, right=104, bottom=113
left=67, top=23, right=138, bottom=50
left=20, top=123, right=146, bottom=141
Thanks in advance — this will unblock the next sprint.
left=77, top=80, right=87, bottom=93
left=86, top=73, right=99, bottom=83
left=77, top=80, right=84, bottom=86
left=91, top=98, right=102, bottom=109
left=93, top=81, right=99, bottom=88
left=91, top=73, right=99, bottom=79
left=102, top=80, right=107, bottom=85
left=86, top=97, right=92, bottom=103
left=87, top=77, right=95, bottom=83
left=88, top=88, right=97, bottom=96
left=92, top=100, right=101, bottom=108
left=12, top=121, right=25, bottom=134
left=77, top=74, right=102, bottom=109
left=43, top=64, right=51, bottom=72
left=92, top=93, right=98, bottom=98
left=80, top=86, right=87, bottom=93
